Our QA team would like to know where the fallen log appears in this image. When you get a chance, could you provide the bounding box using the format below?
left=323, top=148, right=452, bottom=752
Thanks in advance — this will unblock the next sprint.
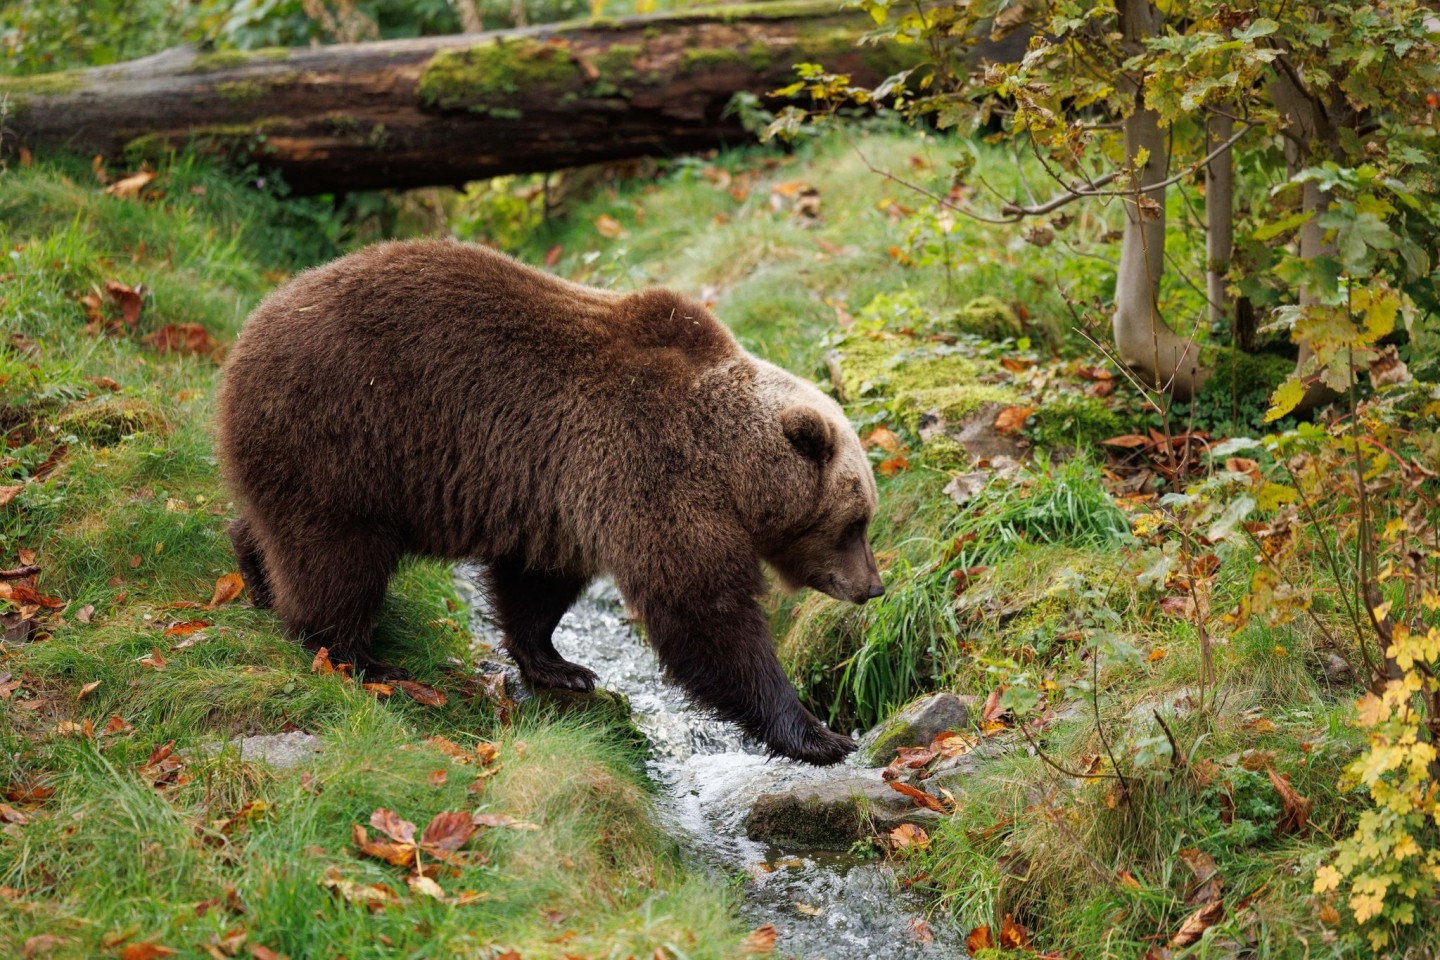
left=0, top=1, right=917, bottom=194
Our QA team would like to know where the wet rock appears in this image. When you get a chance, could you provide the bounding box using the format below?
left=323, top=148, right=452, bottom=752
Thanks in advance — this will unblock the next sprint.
left=1323, top=652, right=1353, bottom=684
left=746, top=774, right=941, bottom=849
left=229, top=732, right=324, bottom=769
left=858, top=693, right=978, bottom=766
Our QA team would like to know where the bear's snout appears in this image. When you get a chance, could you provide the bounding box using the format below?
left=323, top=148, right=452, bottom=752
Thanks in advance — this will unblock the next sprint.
left=866, top=580, right=885, bottom=600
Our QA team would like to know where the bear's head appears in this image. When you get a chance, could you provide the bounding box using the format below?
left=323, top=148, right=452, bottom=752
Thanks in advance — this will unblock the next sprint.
left=751, top=365, right=883, bottom=606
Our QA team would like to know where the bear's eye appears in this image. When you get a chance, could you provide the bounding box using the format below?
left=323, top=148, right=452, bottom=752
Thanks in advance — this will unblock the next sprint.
left=839, top=518, right=866, bottom=545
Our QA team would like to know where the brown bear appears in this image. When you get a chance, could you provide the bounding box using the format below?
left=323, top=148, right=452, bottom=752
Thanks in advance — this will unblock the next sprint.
left=216, top=239, right=883, bottom=765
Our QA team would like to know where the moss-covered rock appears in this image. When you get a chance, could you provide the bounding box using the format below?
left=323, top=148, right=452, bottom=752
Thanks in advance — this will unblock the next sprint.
left=419, top=38, right=579, bottom=111
left=746, top=775, right=941, bottom=848
left=830, top=334, right=989, bottom=401
left=919, top=435, right=970, bottom=470
left=857, top=692, right=977, bottom=765
left=948, top=295, right=1022, bottom=341
left=1030, top=394, right=1124, bottom=450
left=55, top=397, right=168, bottom=446
left=890, top=383, right=1018, bottom=433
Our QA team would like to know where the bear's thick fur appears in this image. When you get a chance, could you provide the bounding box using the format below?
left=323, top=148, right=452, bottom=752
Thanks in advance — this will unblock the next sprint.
left=217, top=239, right=882, bottom=764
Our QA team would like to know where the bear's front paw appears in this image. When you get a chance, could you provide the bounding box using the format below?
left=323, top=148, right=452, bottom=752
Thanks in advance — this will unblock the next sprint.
left=518, top=656, right=600, bottom=693
left=769, top=722, right=856, bottom=766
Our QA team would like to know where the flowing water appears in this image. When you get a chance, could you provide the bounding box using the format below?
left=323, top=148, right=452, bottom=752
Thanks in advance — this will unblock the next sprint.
left=458, top=571, right=966, bottom=960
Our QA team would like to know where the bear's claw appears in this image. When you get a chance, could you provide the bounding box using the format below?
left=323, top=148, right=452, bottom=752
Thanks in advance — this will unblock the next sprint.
left=520, top=656, right=600, bottom=693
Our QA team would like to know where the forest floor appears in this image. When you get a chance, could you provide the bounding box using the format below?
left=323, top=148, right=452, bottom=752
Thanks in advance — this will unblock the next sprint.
left=0, top=125, right=1384, bottom=958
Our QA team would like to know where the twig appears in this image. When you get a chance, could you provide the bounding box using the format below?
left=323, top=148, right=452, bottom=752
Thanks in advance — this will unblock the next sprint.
left=1153, top=708, right=1185, bottom=771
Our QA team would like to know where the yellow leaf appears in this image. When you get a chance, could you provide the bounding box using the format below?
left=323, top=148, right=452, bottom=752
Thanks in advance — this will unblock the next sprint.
left=1314, top=864, right=1342, bottom=894
left=1265, top=377, right=1305, bottom=422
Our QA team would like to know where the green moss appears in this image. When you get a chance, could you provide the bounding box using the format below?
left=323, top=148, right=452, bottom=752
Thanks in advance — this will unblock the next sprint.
left=0, top=69, right=88, bottom=103
left=890, top=383, right=1017, bottom=432
left=1030, top=394, right=1124, bottom=450
left=1198, top=346, right=1293, bottom=403
left=419, top=38, right=579, bottom=111
left=593, top=43, right=644, bottom=80
left=54, top=397, right=168, bottom=446
left=831, top=334, right=989, bottom=401
left=215, top=75, right=294, bottom=103
left=189, top=47, right=290, bottom=72
left=949, top=295, right=1022, bottom=341
left=919, top=435, right=970, bottom=470
left=680, top=48, right=749, bottom=72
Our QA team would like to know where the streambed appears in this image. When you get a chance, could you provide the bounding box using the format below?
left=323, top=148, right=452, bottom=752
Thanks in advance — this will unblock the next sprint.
left=458, top=571, right=965, bottom=960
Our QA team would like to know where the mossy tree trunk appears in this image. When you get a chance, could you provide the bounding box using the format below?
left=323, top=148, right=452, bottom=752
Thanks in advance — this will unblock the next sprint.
left=0, top=1, right=910, bottom=195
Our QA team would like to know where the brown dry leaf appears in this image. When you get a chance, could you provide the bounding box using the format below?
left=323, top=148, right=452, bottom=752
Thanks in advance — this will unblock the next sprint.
left=352, top=823, right=416, bottom=867
left=23, top=935, right=70, bottom=958
left=207, top=573, right=245, bottom=609
left=888, top=823, right=930, bottom=852
left=981, top=687, right=1007, bottom=724
left=311, top=647, right=340, bottom=675
left=877, top=454, right=910, bottom=477
left=88, top=376, right=122, bottom=392
left=407, top=875, right=447, bottom=900
left=887, top=780, right=948, bottom=814
left=999, top=356, right=1036, bottom=373
left=421, top=811, right=476, bottom=853
left=428, top=769, right=448, bottom=788
left=741, top=923, right=777, bottom=955
left=104, top=280, right=143, bottom=328
left=1117, top=869, right=1141, bottom=890
left=993, top=405, right=1036, bottom=434
left=371, top=808, right=417, bottom=844
left=1267, top=767, right=1311, bottom=836
left=907, top=917, right=935, bottom=944
left=1103, top=434, right=1152, bottom=448
left=473, top=812, right=540, bottom=830
left=996, top=913, right=1028, bottom=948
left=105, top=171, right=156, bottom=199
left=0, top=803, right=28, bottom=824
left=76, top=604, right=95, bottom=623
left=862, top=426, right=905, bottom=454
left=163, top=620, right=209, bottom=638
left=120, top=944, right=178, bottom=960
left=102, top=715, right=134, bottom=736
left=319, top=866, right=397, bottom=912
left=594, top=214, right=624, bottom=238
left=544, top=245, right=563, bottom=267
left=140, top=647, right=168, bottom=670
left=6, top=780, right=54, bottom=804
left=1318, top=902, right=1340, bottom=925
left=146, top=323, right=220, bottom=357
left=363, top=682, right=394, bottom=699
left=965, top=926, right=994, bottom=952
left=395, top=680, right=447, bottom=707
left=1170, top=898, right=1224, bottom=947
left=77, top=679, right=102, bottom=701
left=249, top=944, right=285, bottom=960
left=0, top=485, right=22, bottom=507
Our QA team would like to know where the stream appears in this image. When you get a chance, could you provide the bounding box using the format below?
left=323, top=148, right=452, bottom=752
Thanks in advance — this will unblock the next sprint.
left=457, top=571, right=965, bottom=960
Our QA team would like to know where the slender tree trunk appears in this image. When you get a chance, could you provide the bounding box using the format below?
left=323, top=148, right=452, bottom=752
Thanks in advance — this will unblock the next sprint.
left=1205, top=110, right=1234, bottom=330
left=1111, top=0, right=1208, bottom=401
left=1268, top=65, right=1346, bottom=414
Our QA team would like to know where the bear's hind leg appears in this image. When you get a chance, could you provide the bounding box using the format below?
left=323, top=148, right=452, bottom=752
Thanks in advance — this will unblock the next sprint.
left=228, top=514, right=273, bottom=609
left=266, top=528, right=404, bottom=681
left=485, top=558, right=595, bottom=692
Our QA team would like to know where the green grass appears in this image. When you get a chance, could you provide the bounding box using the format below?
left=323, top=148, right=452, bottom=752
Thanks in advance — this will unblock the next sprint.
left=0, top=154, right=745, bottom=958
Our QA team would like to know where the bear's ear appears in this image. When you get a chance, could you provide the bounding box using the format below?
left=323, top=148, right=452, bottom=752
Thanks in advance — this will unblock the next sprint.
left=781, top=406, right=834, bottom=465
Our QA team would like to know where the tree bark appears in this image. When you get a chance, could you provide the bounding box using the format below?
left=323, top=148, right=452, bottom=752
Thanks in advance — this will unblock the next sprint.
left=1111, top=0, right=1208, bottom=402
left=0, top=2, right=912, bottom=195
left=1205, top=110, right=1234, bottom=331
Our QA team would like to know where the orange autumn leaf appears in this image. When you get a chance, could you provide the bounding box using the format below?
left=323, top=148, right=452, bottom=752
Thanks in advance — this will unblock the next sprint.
left=594, top=214, right=624, bottom=238
left=887, top=780, right=948, bottom=813
left=741, top=923, right=777, bottom=955
left=999, top=913, right=1029, bottom=949
left=862, top=426, right=905, bottom=454
left=889, top=823, right=930, bottom=852
left=207, top=573, right=245, bottom=609
left=119, top=943, right=177, bottom=960
left=966, top=926, right=994, bottom=952
left=103, top=280, right=144, bottom=328
left=394, top=680, right=447, bottom=707
left=145, top=323, right=220, bottom=357
left=993, top=405, right=1036, bottom=434
left=877, top=454, right=910, bottom=477
left=105, top=171, right=156, bottom=199
left=163, top=620, right=209, bottom=637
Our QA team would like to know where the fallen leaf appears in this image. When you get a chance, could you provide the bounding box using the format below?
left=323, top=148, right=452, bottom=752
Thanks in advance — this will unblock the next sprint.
left=23, top=935, right=70, bottom=958
left=319, top=866, right=397, bottom=912
left=741, top=923, right=777, bottom=954
left=1000, top=356, right=1036, bottom=373
left=249, top=948, right=285, bottom=960
left=363, top=682, right=394, bottom=699
left=120, top=944, right=177, bottom=960
left=888, top=823, right=930, bottom=852
left=0, top=803, right=28, bottom=824
left=594, top=214, right=624, bottom=238
left=105, top=171, right=156, bottom=199
left=908, top=917, right=935, bottom=944
left=76, top=604, right=95, bottom=623
left=407, top=875, right=447, bottom=899
left=0, top=485, right=22, bottom=507
left=1103, top=434, right=1152, bottom=448
left=104, top=280, right=143, bottom=328
left=1170, top=898, right=1224, bottom=947
left=146, top=323, right=220, bottom=357
left=993, top=405, right=1036, bottom=434
left=352, top=823, right=416, bottom=867
left=370, top=808, right=417, bottom=844
left=544, top=245, right=563, bottom=267
left=428, top=769, right=448, bottom=787
left=207, top=573, right=245, bottom=609
left=966, top=926, right=994, bottom=952
left=877, top=454, right=910, bottom=477
left=1267, top=767, right=1310, bottom=836
left=102, top=715, right=134, bottom=736
left=163, top=620, right=209, bottom=637
left=394, top=680, right=447, bottom=707
left=421, top=811, right=476, bottom=853
left=887, top=780, right=948, bottom=813
left=1318, top=903, right=1340, bottom=925
left=139, top=647, right=168, bottom=670
left=999, top=914, right=1029, bottom=949
left=862, top=426, right=905, bottom=454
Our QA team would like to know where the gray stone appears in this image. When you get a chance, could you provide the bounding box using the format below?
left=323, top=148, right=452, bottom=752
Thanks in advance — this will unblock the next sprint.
left=745, top=773, right=941, bottom=849
left=233, top=732, right=324, bottom=769
left=858, top=693, right=978, bottom=766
